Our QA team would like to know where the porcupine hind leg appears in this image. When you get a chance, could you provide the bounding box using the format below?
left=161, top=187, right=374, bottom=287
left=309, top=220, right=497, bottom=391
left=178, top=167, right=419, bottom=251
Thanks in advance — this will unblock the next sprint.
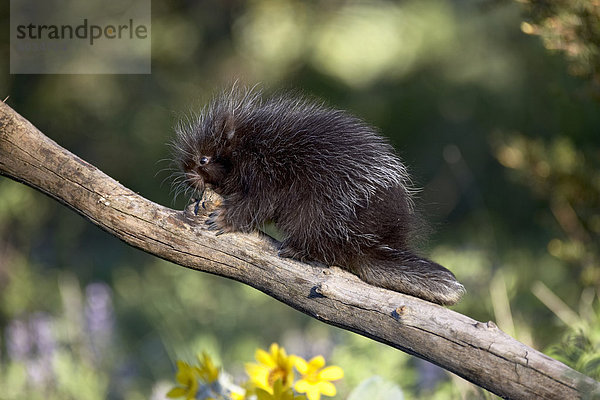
left=349, top=250, right=465, bottom=305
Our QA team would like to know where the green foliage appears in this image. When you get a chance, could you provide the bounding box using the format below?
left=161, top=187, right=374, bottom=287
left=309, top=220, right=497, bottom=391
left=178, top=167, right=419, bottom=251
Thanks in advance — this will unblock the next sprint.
left=1, top=0, right=599, bottom=398
left=546, top=290, right=600, bottom=380
left=519, top=0, right=600, bottom=97
left=491, top=133, right=600, bottom=288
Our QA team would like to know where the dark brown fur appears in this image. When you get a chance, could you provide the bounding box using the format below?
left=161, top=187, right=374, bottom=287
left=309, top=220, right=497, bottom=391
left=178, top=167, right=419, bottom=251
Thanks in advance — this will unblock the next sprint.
left=172, top=87, right=465, bottom=305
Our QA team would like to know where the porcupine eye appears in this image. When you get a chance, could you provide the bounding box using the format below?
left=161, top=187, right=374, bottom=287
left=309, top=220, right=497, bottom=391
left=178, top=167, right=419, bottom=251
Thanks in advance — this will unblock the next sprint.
left=199, top=156, right=210, bottom=165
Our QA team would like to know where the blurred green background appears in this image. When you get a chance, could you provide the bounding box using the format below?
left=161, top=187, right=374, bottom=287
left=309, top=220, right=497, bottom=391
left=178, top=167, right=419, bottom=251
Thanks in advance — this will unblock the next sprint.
left=1, top=0, right=599, bottom=399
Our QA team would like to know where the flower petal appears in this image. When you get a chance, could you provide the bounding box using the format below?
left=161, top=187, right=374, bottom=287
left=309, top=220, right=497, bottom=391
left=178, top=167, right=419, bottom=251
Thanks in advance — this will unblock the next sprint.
left=175, top=362, right=189, bottom=383
left=294, top=379, right=311, bottom=393
left=275, top=343, right=287, bottom=357
left=316, top=381, right=336, bottom=396
left=269, top=343, right=280, bottom=357
left=308, top=356, right=325, bottom=369
left=231, top=390, right=246, bottom=400
left=294, top=356, right=309, bottom=374
left=256, top=348, right=275, bottom=367
left=305, top=385, right=322, bottom=400
left=318, top=366, right=344, bottom=381
left=245, top=363, right=271, bottom=389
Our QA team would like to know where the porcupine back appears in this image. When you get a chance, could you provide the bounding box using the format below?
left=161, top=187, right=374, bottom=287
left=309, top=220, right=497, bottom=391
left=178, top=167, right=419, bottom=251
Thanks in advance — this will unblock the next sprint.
left=174, top=88, right=465, bottom=305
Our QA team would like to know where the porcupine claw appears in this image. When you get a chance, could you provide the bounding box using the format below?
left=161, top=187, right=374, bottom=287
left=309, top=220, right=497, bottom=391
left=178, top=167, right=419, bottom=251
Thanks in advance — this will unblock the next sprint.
left=206, top=209, right=235, bottom=236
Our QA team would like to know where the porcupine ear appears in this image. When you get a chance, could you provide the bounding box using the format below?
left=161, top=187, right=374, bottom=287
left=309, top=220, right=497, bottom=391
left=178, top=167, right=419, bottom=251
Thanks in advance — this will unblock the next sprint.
left=219, top=111, right=238, bottom=157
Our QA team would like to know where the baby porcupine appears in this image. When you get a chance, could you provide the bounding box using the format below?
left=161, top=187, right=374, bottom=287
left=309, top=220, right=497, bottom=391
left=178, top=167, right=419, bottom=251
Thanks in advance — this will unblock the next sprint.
left=172, top=87, right=465, bottom=305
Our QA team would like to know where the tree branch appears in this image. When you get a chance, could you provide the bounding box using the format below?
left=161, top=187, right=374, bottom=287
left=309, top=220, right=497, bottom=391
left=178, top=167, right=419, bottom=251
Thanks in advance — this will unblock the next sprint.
left=0, top=101, right=598, bottom=399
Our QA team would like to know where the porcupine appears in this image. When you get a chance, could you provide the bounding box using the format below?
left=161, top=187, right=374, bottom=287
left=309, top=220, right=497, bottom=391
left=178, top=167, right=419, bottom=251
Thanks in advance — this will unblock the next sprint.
left=171, top=86, right=465, bottom=305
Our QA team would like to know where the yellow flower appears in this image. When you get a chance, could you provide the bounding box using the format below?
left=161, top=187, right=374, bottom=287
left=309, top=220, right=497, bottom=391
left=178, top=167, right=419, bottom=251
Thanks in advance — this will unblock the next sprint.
left=245, top=343, right=295, bottom=394
left=293, top=356, right=343, bottom=400
left=197, top=352, right=220, bottom=383
left=256, top=380, right=306, bottom=400
left=167, top=360, right=201, bottom=400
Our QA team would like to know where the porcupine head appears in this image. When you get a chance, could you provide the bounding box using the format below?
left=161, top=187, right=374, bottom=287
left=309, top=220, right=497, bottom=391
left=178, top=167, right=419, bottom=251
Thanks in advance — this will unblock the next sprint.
left=172, top=87, right=465, bottom=306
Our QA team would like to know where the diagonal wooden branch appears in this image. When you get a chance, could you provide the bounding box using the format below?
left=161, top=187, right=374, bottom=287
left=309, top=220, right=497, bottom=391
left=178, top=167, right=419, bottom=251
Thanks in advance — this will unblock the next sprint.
left=0, top=101, right=598, bottom=400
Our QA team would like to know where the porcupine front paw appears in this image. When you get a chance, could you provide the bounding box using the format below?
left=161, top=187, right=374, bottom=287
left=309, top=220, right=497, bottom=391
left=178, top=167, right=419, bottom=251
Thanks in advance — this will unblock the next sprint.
left=206, top=208, right=236, bottom=236
left=185, top=197, right=223, bottom=217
